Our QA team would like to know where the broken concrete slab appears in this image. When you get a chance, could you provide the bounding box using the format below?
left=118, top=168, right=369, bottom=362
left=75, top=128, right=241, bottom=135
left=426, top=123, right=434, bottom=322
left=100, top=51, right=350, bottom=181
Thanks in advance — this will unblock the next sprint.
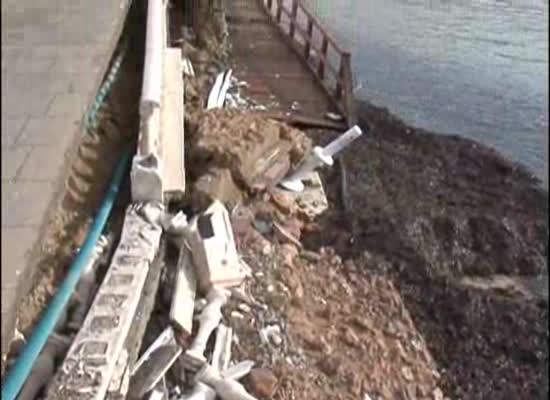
left=45, top=205, right=163, bottom=400
left=128, top=326, right=182, bottom=400
left=170, top=246, right=197, bottom=338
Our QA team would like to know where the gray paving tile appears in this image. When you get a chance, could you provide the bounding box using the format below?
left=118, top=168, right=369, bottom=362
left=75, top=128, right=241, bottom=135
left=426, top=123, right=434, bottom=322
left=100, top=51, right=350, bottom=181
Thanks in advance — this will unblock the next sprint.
left=1, top=146, right=30, bottom=181
left=1, top=117, right=27, bottom=147
left=19, top=145, right=68, bottom=181
left=17, top=116, right=81, bottom=147
left=1, top=87, right=54, bottom=118
left=1, top=181, right=53, bottom=227
left=46, top=93, right=87, bottom=117
left=1, top=226, right=38, bottom=295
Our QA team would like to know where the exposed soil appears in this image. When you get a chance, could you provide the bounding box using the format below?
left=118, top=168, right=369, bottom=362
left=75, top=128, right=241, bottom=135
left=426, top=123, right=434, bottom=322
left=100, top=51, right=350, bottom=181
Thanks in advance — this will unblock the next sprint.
left=300, top=101, right=549, bottom=399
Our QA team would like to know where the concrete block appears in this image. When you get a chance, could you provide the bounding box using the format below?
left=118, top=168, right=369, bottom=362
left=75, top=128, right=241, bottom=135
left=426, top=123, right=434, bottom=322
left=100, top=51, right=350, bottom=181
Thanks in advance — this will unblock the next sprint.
left=106, top=349, right=130, bottom=400
left=45, top=205, right=162, bottom=400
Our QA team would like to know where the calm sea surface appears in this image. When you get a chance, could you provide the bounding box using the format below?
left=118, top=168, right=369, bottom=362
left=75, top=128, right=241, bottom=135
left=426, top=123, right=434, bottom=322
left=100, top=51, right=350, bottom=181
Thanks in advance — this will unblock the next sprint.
left=305, top=0, right=548, bottom=188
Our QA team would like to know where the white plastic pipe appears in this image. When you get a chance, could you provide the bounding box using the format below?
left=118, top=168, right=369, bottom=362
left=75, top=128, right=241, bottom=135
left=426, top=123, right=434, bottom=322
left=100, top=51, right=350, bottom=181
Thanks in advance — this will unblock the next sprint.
left=141, top=0, right=165, bottom=118
left=281, top=125, right=363, bottom=192
left=195, top=364, right=257, bottom=400
left=216, top=70, right=233, bottom=108
left=185, top=288, right=230, bottom=367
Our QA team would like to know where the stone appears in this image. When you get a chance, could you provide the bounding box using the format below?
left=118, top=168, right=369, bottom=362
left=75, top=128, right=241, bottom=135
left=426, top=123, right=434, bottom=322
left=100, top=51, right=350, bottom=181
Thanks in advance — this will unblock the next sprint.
left=317, top=356, right=342, bottom=377
left=342, top=327, right=360, bottom=348
left=246, top=368, right=279, bottom=398
left=269, top=188, right=296, bottom=214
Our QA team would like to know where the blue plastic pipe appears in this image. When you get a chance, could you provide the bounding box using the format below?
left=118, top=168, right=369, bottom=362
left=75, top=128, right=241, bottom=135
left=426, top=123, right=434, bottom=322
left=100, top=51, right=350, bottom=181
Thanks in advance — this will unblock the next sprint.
left=1, top=148, right=131, bottom=400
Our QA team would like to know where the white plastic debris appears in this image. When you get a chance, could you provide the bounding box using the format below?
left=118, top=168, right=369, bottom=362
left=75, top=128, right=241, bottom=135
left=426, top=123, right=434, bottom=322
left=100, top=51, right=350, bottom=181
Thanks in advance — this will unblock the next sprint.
left=184, top=287, right=230, bottom=369
left=185, top=200, right=250, bottom=293
left=280, top=125, right=363, bottom=192
left=194, top=364, right=258, bottom=400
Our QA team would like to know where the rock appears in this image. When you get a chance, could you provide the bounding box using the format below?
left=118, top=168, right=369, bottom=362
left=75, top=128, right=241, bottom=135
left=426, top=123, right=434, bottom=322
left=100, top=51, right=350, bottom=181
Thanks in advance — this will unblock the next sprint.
left=317, top=355, right=342, bottom=376
left=353, top=316, right=373, bottom=332
left=272, top=221, right=302, bottom=248
left=401, top=366, right=414, bottom=382
left=280, top=244, right=299, bottom=267
left=237, top=303, right=251, bottom=313
left=433, top=387, right=444, bottom=400
left=270, top=189, right=296, bottom=214
left=300, top=250, right=321, bottom=262
left=299, top=329, right=324, bottom=351
left=246, top=368, right=279, bottom=398
left=342, top=327, right=360, bottom=348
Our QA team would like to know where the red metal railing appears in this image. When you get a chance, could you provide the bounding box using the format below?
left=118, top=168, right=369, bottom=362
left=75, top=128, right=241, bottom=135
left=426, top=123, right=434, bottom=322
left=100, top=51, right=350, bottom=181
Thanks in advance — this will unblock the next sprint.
left=259, top=0, right=356, bottom=126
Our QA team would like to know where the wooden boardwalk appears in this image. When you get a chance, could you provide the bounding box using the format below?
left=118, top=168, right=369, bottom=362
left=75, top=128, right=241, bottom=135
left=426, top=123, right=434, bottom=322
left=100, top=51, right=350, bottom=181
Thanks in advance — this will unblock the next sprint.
left=227, top=0, right=337, bottom=123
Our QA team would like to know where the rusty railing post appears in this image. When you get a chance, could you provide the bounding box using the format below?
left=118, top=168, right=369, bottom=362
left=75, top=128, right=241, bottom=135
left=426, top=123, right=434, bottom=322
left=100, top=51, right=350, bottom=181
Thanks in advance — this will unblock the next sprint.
left=317, top=36, right=329, bottom=80
left=341, top=52, right=357, bottom=126
left=289, top=0, right=299, bottom=38
left=303, top=18, right=313, bottom=60
left=276, top=0, right=283, bottom=23
left=335, top=57, right=345, bottom=100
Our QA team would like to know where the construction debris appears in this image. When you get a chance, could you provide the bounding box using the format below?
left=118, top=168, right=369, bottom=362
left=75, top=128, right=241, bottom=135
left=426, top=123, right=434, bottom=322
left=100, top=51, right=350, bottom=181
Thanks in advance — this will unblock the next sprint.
left=128, top=327, right=182, bottom=399
left=184, top=201, right=250, bottom=293
left=184, top=287, right=230, bottom=368
left=280, top=125, right=363, bottom=192
left=188, top=109, right=311, bottom=194
left=169, top=246, right=197, bottom=338
left=45, top=204, right=163, bottom=400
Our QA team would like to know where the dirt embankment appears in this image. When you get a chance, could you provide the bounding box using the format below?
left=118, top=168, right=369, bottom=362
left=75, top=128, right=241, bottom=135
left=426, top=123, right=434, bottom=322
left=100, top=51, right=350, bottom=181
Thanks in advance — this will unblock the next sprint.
left=302, top=100, right=549, bottom=399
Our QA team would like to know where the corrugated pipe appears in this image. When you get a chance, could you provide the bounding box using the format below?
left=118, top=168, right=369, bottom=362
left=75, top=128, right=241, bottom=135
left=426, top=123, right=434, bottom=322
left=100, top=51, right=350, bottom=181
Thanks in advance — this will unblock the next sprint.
left=0, top=148, right=131, bottom=400
left=85, top=40, right=128, bottom=129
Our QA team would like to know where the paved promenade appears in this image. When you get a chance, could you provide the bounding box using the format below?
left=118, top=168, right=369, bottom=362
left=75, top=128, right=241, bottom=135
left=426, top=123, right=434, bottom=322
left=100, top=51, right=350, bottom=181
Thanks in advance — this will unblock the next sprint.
left=1, top=0, right=131, bottom=355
